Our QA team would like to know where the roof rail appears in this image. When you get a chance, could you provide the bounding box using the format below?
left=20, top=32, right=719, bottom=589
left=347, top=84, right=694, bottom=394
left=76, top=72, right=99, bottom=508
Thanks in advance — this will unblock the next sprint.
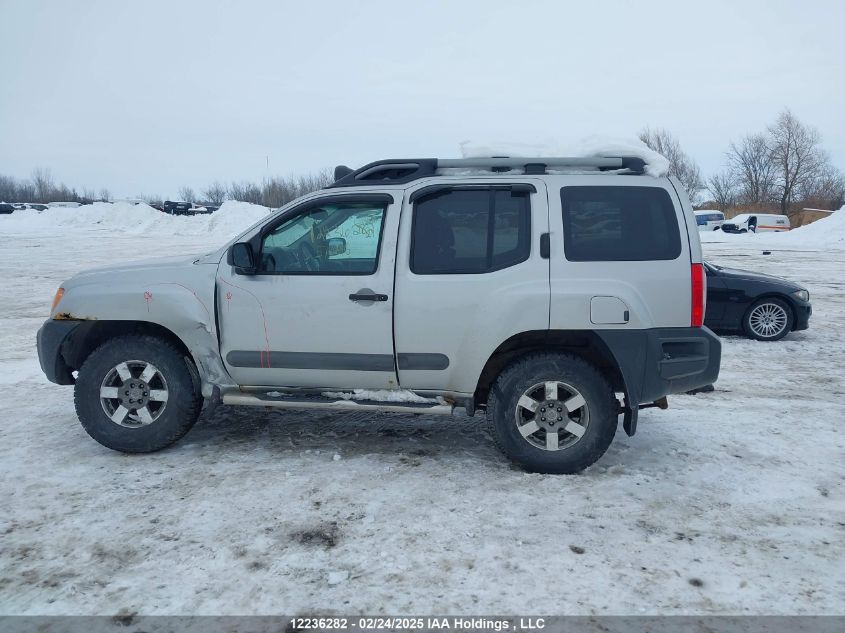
left=327, top=156, right=646, bottom=188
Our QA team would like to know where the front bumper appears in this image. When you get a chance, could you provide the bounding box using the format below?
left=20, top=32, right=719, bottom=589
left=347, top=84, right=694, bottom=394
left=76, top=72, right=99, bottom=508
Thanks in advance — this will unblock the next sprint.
left=36, top=319, right=82, bottom=384
left=793, top=301, right=812, bottom=331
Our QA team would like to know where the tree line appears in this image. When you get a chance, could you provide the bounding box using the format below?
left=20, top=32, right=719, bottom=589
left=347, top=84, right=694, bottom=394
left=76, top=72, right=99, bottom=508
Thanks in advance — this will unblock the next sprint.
left=639, top=109, right=845, bottom=216
left=0, top=168, right=112, bottom=205
left=180, top=169, right=334, bottom=208
left=3, top=109, right=842, bottom=216
left=0, top=168, right=334, bottom=208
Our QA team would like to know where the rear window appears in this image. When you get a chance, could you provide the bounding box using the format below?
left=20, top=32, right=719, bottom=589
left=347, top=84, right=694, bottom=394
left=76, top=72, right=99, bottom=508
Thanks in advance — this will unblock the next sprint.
left=560, top=186, right=682, bottom=261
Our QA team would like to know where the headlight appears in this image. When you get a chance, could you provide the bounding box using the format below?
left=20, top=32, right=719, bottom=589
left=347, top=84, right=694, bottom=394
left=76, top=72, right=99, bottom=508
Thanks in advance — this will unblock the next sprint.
left=792, top=289, right=809, bottom=302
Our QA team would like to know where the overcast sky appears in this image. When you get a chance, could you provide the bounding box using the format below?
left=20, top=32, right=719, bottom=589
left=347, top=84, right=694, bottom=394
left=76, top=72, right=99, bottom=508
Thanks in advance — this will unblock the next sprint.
left=1, top=0, right=843, bottom=199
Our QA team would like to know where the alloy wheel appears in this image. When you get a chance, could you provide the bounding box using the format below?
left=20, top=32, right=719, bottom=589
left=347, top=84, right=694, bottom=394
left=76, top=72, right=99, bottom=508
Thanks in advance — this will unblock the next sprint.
left=514, top=381, right=590, bottom=451
left=748, top=302, right=789, bottom=338
left=99, top=360, right=169, bottom=427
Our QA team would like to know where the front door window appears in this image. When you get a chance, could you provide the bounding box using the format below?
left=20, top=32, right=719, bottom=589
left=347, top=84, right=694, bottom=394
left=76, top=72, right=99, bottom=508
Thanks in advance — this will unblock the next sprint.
left=259, top=202, right=387, bottom=274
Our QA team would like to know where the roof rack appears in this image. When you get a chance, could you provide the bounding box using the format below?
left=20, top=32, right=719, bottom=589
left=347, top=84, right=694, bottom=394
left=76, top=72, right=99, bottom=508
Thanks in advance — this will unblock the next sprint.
left=328, top=156, right=647, bottom=188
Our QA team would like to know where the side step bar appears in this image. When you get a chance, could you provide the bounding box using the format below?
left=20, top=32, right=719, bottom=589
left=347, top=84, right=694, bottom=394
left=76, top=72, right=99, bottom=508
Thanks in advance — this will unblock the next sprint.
left=222, top=392, right=455, bottom=416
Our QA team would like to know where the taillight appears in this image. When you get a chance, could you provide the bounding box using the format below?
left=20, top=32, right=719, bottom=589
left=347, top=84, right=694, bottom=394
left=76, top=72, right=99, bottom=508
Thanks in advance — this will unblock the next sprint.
left=691, top=263, right=705, bottom=327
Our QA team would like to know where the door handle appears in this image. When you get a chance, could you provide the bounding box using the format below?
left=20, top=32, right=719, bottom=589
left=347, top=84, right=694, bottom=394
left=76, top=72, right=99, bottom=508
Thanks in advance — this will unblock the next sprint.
left=349, top=293, right=388, bottom=302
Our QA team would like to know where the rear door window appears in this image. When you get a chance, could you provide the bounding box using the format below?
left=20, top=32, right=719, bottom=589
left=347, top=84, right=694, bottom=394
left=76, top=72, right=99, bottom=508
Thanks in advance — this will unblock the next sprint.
left=560, top=186, right=681, bottom=261
left=411, top=188, right=531, bottom=274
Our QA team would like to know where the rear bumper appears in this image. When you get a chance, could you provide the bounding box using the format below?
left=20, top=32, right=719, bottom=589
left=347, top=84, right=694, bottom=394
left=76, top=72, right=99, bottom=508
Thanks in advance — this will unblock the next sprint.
left=597, top=326, right=721, bottom=405
left=36, top=319, right=82, bottom=385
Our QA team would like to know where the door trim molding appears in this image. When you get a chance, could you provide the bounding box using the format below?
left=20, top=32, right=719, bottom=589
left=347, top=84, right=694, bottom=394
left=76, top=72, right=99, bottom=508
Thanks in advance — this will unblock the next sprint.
left=226, top=351, right=449, bottom=371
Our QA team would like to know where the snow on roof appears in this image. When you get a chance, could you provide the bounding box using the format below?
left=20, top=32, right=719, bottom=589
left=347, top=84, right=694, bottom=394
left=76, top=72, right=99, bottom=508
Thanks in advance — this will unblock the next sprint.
left=459, top=136, right=671, bottom=177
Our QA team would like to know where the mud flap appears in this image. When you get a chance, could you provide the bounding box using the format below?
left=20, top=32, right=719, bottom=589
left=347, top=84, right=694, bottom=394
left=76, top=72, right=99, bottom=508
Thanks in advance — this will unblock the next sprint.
left=622, top=398, right=638, bottom=436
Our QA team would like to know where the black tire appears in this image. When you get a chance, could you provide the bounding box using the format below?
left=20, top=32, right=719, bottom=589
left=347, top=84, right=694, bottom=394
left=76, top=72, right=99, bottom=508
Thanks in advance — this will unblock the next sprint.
left=74, top=335, right=202, bottom=452
left=487, top=353, right=617, bottom=474
left=742, top=297, right=794, bottom=341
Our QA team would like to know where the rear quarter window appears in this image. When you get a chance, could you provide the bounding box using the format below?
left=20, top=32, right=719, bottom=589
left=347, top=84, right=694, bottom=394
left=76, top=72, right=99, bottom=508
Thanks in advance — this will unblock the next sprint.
left=560, top=186, right=682, bottom=261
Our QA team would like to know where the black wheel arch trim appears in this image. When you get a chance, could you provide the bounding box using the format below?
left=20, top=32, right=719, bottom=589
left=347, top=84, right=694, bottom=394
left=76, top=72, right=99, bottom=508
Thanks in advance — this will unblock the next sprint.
left=596, top=326, right=721, bottom=410
left=37, top=318, right=202, bottom=386
left=36, top=319, right=83, bottom=385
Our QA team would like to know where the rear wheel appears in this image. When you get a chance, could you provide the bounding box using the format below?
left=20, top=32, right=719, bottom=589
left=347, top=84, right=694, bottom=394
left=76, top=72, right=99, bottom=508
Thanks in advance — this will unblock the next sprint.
left=74, top=335, right=202, bottom=452
left=487, top=353, right=618, bottom=474
left=743, top=297, right=793, bottom=341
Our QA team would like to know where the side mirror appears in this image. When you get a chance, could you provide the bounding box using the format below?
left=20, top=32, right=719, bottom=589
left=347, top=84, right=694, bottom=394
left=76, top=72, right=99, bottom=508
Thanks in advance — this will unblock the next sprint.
left=230, top=242, right=256, bottom=274
left=327, top=237, right=347, bottom=257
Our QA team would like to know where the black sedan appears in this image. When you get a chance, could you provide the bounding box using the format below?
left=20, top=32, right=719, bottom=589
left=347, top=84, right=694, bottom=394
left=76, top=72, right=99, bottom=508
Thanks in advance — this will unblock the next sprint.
left=705, top=261, right=811, bottom=341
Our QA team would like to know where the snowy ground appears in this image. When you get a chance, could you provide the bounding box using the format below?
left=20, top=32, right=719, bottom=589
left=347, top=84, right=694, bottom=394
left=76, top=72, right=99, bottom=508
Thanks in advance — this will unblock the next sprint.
left=1, top=206, right=843, bottom=615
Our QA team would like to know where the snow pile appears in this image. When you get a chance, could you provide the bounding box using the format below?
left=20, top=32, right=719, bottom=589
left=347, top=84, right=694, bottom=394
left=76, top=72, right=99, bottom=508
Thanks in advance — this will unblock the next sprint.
left=777, top=207, right=845, bottom=248
left=204, top=201, right=271, bottom=237
left=460, top=136, right=670, bottom=177
left=0, top=200, right=272, bottom=241
left=0, top=201, right=163, bottom=233
left=700, top=207, right=845, bottom=249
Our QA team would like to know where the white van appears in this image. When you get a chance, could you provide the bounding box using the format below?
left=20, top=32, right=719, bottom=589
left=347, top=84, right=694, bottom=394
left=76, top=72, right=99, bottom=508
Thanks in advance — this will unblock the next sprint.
left=694, top=210, right=725, bottom=231
left=721, top=213, right=790, bottom=233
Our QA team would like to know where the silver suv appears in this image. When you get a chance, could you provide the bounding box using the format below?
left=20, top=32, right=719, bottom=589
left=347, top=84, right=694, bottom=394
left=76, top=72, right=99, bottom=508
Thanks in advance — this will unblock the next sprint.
left=37, top=156, right=720, bottom=473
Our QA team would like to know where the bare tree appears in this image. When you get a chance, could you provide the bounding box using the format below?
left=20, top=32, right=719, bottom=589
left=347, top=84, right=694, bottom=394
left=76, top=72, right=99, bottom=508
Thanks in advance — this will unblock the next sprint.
left=258, top=169, right=334, bottom=208
left=706, top=171, right=738, bottom=212
left=726, top=133, right=776, bottom=205
left=638, top=127, right=702, bottom=201
left=177, top=186, right=195, bottom=203
left=0, top=174, right=17, bottom=202
left=99, top=188, right=111, bottom=202
left=227, top=181, right=263, bottom=205
left=31, top=167, right=55, bottom=202
left=202, top=181, right=228, bottom=206
left=801, top=163, right=845, bottom=211
left=767, top=109, right=826, bottom=214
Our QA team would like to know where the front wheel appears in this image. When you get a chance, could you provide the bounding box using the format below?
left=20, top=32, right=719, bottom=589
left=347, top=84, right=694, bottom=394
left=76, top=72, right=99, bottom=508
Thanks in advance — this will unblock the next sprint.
left=743, top=297, right=793, bottom=341
left=74, top=335, right=202, bottom=452
left=487, top=353, right=618, bottom=474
